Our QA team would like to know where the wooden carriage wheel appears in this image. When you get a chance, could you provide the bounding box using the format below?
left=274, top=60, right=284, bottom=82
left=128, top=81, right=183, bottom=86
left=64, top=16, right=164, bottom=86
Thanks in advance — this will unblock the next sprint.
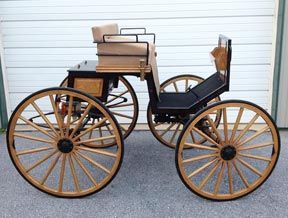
left=60, top=76, right=138, bottom=147
left=147, top=75, right=221, bottom=149
left=7, top=87, right=124, bottom=197
left=176, top=100, right=280, bottom=201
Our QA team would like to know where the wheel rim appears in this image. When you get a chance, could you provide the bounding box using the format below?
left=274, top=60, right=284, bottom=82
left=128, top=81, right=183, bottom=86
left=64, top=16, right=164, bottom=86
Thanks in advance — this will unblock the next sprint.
left=148, top=75, right=221, bottom=148
left=176, top=101, right=280, bottom=200
left=60, top=76, right=138, bottom=147
left=7, top=88, right=123, bottom=197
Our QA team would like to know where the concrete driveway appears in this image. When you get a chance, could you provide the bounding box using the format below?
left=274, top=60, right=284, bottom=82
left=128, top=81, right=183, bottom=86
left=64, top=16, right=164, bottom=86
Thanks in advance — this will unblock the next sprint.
left=1, top=131, right=287, bottom=218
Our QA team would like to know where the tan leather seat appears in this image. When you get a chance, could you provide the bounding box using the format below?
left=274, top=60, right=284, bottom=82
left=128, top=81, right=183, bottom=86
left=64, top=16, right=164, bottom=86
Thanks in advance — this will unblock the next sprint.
left=91, top=23, right=160, bottom=97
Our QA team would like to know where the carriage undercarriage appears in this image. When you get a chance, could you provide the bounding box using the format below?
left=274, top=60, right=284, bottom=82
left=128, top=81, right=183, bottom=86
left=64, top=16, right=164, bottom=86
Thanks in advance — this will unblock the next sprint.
left=6, top=24, right=280, bottom=201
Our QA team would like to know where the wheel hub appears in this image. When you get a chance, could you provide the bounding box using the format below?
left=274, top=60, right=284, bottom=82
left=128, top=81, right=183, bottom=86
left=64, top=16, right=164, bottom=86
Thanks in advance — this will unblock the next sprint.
left=220, top=145, right=236, bottom=161
left=57, top=138, right=74, bottom=153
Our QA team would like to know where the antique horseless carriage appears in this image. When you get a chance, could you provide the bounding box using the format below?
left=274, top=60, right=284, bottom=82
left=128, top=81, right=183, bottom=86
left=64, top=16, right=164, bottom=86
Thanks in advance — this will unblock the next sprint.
left=6, top=24, right=280, bottom=201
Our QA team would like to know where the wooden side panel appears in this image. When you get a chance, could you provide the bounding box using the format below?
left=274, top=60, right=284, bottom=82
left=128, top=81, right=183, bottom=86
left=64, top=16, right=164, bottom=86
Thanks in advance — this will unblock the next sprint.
left=74, top=78, right=103, bottom=97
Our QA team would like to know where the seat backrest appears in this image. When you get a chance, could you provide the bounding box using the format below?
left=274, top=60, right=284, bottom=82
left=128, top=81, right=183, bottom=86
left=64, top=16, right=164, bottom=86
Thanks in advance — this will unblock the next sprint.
left=210, top=35, right=232, bottom=89
left=210, top=47, right=227, bottom=72
left=92, top=23, right=119, bottom=42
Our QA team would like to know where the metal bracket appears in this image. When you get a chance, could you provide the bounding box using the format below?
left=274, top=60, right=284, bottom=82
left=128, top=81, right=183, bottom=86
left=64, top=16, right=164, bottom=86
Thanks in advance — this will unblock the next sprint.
left=139, top=59, right=146, bottom=81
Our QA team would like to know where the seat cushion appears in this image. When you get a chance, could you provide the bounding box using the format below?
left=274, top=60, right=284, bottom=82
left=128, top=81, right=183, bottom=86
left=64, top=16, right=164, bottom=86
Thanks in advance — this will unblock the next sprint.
left=97, top=41, right=160, bottom=96
left=97, top=42, right=155, bottom=65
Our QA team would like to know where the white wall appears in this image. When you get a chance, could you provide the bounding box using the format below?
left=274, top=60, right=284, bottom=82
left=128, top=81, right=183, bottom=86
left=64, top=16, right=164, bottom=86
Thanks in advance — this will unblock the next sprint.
left=0, top=0, right=276, bottom=123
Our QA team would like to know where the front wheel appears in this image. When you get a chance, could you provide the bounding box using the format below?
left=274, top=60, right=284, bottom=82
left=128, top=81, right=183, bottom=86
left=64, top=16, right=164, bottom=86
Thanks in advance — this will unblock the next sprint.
left=176, top=100, right=280, bottom=201
left=7, top=87, right=124, bottom=198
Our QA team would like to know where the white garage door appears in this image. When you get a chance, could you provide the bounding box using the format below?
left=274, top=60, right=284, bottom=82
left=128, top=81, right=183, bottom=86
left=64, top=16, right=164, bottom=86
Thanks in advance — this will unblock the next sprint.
left=0, top=0, right=276, bottom=123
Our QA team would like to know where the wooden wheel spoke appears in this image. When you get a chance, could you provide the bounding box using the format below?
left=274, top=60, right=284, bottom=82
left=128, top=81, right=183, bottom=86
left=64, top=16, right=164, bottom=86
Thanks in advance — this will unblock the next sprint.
left=169, top=123, right=181, bottom=143
left=105, top=122, right=114, bottom=135
left=232, top=160, right=250, bottom=188
left=184, top=143, right=218, bottom=151
left=192, top=127, right=221, bottom=149
left=14, top=133, right=54, bottom=144
left=31, top=102, right=59, bottom=137
left=206, top=115, right=223, bottom=144
left=76, top=151, right=111, bottom=174
left=73, top=153, right=98, bottom=187
left=88, top=118, right=95, bottom=139
left=16, top=146, right=55, bottom=156
left=233, top=114, right=259, bottom=144
left=72, top=118, right=108, bottom=141
left=190, top=131, right=196, bottom=143
left=76, top=146, right=117, bottom=158
left=65, top=96, right=74, bottom=137
left=188, top=158, right=218, bottom=178
left=68, top=154, right=81, bottom=192
left=160, top=123, right=175, bottom=137
left=58, top=154, right=67, bottom=192
left=105, top=90, right=129, bottom=105
left=238, top=141, right=274, bottom=151
left=199, top=160, right=221, bottom=190
left=173, top=82, right=179, bottom=92
left=222, top=108, right=228, bottom=143
left=49, top=95, right=64, bottom=137
left=237, top=126, right=270, bottom=147
left=41, top=153, right=62, bottom=185
left=230, top=107, right=244, bottom=142
left=214, top=161, right=225, bottom=195
left=185, top=79, right=189, bottom=91
left=19, top=116, right=56, bottom=140
left=98, top=124, right=104, bottom=146
left=69, top=104, right=93, bottom=138
left=26, top=150, right=58, bottom=173
left=227, top=161, right=234, bottom=194
left=111, top=111, right=133, bottom=119
left=238, top=153, right=271, bottom=162
left=237, top=158, right=263, bottom=177
left=70, top=117, right=80, bottom=125
left=75, top=135, right=116, bottom=145
left=183, top=153, right=218, bottom=164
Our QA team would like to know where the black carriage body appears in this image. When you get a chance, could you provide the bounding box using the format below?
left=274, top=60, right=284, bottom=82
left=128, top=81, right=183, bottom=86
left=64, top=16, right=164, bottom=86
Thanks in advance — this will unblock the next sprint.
left=67, top=35, right=232, bottom=121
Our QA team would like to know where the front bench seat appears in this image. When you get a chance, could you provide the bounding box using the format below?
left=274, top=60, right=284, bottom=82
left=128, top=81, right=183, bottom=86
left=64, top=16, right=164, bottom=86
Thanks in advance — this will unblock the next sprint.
left=91, top=23, right=160, bottom=97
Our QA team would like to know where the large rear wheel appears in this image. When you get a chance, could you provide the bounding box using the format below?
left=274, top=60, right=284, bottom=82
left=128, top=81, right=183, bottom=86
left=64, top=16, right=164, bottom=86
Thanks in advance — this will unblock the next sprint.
left=176, top=100, right=280, bottom=201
